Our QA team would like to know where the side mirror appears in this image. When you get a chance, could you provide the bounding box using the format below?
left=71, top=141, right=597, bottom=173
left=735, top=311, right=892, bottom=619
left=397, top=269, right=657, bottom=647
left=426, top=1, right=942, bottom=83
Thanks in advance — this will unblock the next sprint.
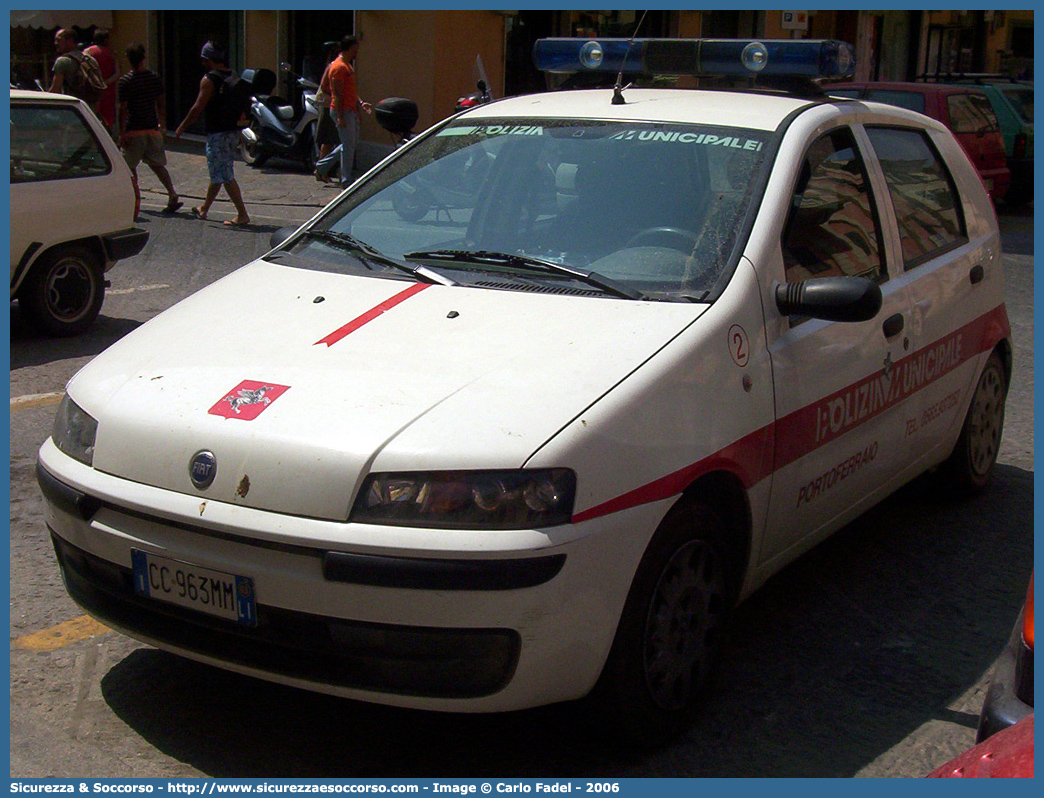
left=775, top=276, right=882, bottom=322
left=269, top=226, right=298, bottom=250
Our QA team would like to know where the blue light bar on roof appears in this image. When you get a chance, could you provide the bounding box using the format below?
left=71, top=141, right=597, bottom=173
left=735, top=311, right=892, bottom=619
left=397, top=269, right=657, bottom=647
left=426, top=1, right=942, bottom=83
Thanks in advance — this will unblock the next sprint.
left=532, top=38, right=856, bottom=80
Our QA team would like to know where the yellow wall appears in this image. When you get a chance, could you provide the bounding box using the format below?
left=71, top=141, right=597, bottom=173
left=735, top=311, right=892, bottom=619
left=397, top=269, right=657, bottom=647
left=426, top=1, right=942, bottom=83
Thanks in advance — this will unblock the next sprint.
left=111, top=10, right=148, bottom=74
left=356, top=10, right=506, bottom=142
left=244, top=10, right=278, bottom=69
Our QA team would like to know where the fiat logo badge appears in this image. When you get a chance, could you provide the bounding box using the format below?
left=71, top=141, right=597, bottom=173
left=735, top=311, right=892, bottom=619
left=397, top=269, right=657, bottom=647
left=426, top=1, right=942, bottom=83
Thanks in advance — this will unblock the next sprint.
left=190, top=450, right=217, bottom=489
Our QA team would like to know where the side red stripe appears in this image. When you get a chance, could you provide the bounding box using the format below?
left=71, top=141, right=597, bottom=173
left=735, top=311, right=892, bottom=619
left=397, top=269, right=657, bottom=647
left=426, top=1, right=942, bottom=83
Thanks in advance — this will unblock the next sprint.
left=315, top=283, right=430, bottom=347
left=571, top=304, right=1009, bottom=524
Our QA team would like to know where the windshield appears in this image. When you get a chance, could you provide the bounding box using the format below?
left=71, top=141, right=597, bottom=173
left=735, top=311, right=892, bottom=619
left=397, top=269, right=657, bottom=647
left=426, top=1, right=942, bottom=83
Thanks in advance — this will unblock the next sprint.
left=285, top=118, right=769, bottom=301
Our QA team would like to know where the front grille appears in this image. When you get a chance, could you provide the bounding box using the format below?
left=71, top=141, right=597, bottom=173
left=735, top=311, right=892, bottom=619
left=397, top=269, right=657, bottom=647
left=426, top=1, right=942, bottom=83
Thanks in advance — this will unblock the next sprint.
left=51, top=532, right=520, bottom=699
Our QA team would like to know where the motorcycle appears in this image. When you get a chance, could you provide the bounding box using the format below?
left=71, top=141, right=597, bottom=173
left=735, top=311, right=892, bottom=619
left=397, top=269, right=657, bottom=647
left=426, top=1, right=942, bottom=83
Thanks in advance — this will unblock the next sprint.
left=239, top=62, right=320, bottom=170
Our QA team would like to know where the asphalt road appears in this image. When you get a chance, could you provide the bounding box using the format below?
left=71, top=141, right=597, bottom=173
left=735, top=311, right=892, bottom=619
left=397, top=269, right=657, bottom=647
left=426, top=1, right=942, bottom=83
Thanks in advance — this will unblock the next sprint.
left=8, top=169, right=1034, bottom=777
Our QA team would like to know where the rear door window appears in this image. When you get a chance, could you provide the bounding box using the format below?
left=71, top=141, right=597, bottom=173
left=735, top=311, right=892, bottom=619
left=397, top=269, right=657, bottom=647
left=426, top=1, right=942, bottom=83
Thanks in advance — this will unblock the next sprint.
left=10, top=103, right=113, bottom=183
left=864, top=127, right=967, bottom=270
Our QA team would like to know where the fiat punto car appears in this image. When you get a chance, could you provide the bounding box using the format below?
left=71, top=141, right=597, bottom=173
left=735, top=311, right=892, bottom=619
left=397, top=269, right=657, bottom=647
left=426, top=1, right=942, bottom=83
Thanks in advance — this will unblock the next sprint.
left=38, top=39, right=1011, bottom=739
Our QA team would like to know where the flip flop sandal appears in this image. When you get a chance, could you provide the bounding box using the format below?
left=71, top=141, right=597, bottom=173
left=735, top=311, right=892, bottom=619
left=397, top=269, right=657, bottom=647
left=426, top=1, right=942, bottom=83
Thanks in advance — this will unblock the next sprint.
left=164, top=200, right=184, bottom=214
left=191, top=206, right=207, bottom=220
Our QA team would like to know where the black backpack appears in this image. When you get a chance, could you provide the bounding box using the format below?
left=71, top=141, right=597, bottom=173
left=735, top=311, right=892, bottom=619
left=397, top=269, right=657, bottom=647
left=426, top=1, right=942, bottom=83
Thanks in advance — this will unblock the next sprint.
left=208, top=70, right=252, bottom=129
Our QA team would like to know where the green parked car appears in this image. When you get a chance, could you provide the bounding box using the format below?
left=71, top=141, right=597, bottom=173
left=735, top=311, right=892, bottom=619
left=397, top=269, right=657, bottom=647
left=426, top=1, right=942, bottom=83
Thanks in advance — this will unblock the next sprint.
left=964, top=82, right=1034, bottom=206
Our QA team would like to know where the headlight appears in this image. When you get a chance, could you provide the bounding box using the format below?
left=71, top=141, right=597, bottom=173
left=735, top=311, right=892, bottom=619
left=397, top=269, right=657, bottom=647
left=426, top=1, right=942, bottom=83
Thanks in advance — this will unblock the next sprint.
left=52, top=395, right=98, bottom=466
left=351, top=469, right=576, bottom=529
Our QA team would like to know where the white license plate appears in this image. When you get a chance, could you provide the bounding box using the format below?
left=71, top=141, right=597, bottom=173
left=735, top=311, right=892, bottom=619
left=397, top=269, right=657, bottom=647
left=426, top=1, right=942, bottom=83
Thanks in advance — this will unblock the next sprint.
left=131, top=549, right=257, bottom=626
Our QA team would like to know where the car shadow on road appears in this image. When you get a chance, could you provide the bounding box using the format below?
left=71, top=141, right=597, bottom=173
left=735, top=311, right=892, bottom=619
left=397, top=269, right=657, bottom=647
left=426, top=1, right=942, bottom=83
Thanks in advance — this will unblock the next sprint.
left=10, top=306, right=143, bottom=369
left=98, top=464, right=1033, bottom=777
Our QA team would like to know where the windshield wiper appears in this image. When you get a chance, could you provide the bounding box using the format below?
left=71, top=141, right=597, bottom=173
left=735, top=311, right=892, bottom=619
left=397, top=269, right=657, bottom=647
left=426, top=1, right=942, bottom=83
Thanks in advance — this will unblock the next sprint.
left=403, top=249, right=643, bottom=300
left=306, top=231, right=456, bottom=286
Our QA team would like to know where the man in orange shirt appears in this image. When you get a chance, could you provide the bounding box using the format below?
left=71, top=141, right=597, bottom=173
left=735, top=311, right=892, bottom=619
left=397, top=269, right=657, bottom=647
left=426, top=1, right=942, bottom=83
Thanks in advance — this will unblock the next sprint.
left=314, top=35, right=372, bottom=187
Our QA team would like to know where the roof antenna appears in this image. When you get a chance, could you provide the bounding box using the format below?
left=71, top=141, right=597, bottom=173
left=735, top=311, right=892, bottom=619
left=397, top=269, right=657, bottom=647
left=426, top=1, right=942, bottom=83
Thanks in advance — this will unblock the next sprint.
left=612, top=10, right=649, bottom=105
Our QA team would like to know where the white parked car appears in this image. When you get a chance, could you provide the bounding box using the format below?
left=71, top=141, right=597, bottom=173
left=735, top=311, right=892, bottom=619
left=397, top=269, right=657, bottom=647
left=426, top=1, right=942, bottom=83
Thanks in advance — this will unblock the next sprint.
left=38, top=40, right=1011, bottom=741
left=10, top=89, right=147, bottom=335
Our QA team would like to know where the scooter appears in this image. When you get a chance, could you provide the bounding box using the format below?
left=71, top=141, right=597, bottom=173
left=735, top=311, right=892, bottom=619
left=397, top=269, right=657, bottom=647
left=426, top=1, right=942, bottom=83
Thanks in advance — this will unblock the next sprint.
left=373, top=95, right=492, bottom=222
left=239, top=62, right=320, bottom=170
left=454, top=79, right=493, bottom=112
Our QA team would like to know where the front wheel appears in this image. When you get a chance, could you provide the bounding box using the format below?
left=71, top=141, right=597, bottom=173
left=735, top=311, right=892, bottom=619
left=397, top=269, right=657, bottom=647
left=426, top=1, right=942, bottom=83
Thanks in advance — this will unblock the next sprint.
left=588, top=501, right=737, bottom=746
left=240, top=121, right=268, bottom=167
left=941, top=351, right=1007, bottom=493
left=19, top=245, right=105, bottom=336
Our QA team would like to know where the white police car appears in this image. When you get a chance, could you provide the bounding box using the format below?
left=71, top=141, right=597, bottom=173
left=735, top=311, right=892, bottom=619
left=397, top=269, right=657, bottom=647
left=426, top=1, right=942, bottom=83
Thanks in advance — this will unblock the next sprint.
left=39, top=39, right=1010, bottom=738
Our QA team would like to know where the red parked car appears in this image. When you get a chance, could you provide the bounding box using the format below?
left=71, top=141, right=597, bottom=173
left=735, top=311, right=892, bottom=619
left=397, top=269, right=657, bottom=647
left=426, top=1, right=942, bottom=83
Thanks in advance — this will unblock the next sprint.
left=825, top=82, right=1011, bottom=202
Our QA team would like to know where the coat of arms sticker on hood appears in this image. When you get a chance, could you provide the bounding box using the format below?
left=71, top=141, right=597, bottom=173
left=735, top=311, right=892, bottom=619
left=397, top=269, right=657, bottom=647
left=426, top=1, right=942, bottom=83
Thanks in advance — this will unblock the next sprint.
left=209, top=381, right=290, bottom=420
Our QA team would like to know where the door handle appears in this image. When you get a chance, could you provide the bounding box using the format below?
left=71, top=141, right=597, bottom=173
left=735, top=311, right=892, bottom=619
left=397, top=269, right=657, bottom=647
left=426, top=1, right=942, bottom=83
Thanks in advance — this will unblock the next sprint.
left=882, top=313, right=905, bottom=338
left=970, top=264, right=985, bottom=284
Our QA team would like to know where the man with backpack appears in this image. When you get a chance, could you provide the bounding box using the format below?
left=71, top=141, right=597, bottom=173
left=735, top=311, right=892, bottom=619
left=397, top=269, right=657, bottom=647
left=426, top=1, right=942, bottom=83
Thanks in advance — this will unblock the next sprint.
left=49, top=29, right=107, bottom=114
left=174, top=40, right=250, bottom=226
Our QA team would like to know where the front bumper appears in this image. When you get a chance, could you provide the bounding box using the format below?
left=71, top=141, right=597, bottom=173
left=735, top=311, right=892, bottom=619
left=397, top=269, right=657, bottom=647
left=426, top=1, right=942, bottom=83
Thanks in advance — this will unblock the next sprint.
left=38, top=442, right=659, bottom=711
left=52, top=531, right=521, bottom=699
left=976, top=607, right=1034, bottom=743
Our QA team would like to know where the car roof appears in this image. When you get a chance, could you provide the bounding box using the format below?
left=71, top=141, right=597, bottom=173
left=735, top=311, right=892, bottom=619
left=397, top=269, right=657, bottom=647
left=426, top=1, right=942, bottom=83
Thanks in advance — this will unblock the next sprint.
left=456, top=88, right=815, bottom=132
left=825, top=81, right=989, bottom=96
left=10, top=88, right=83, bottom=104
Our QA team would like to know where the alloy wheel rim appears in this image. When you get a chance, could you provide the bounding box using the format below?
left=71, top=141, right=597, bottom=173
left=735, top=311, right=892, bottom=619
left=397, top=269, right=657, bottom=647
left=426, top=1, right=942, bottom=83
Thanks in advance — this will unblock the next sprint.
left=643, top=539, right=726, bottom=711
left=968, top=365, right=1005, bottom=476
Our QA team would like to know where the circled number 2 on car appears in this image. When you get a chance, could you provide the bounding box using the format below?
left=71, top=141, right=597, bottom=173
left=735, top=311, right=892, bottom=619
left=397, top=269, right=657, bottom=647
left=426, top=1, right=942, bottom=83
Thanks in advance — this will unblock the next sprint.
left=131, top=549, right=257, bottom=626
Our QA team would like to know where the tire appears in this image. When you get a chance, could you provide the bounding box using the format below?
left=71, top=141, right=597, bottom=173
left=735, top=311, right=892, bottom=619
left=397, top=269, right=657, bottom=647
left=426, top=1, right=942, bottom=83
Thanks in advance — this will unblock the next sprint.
left=588, top=501, right=738, bottom=746
left=392, top=184, right=429, bottom=222
left=19, top=245, right=105, bottom=337
left=941, top=351, right=1007, bottom=493
left=1003, top=183, right=1032, bottom=208
left=305, top=121, right=319, bottom=173
left=240, top=121, right=268, bottom=167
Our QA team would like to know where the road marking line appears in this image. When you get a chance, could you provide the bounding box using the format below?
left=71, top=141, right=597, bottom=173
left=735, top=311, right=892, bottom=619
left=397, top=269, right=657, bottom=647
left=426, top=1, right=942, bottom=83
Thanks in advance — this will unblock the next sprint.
left=10, top=392, right=64, bottom=411
left=13, top=616, right=111, bottom=651
left=108, top=283, right=170, bottom=295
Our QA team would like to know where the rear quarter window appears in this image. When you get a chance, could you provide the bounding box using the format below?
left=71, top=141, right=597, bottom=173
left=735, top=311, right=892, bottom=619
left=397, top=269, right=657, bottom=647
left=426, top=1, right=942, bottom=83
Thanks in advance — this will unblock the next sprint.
left=1000, top=87, right=1034, bottom=123
left=947, top=93, right=1000, bottom=134
left=864, top=127, right=967, bottom=270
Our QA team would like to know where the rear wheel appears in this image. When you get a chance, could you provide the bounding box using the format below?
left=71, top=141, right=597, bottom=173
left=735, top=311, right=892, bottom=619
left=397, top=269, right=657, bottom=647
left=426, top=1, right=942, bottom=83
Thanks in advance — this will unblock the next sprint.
left=240, top=121, right=268, bottom=167
left=589, top=501, right=738, bottom=746
left=19, top=245, right=105, bottom=336
left=941, top=351, right=1007, bottom=493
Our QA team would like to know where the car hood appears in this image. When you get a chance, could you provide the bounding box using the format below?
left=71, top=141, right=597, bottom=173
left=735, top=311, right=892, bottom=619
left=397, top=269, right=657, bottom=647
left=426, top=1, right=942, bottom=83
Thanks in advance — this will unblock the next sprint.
left=73, top=260, right=705, bottom=521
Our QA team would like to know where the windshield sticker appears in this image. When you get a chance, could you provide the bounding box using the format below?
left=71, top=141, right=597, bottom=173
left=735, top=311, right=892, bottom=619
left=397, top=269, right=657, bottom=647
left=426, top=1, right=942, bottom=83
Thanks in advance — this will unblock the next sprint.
left=608, top=130, right=764, bottom=150
left=209, top=381, right=290, bottom=421
left=440, top=124, right=543, bottom=138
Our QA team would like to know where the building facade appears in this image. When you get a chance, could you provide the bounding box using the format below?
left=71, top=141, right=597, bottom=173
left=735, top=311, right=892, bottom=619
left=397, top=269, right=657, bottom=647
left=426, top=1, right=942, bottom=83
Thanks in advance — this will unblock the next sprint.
left=11, top=9, right=1034, bottom=146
